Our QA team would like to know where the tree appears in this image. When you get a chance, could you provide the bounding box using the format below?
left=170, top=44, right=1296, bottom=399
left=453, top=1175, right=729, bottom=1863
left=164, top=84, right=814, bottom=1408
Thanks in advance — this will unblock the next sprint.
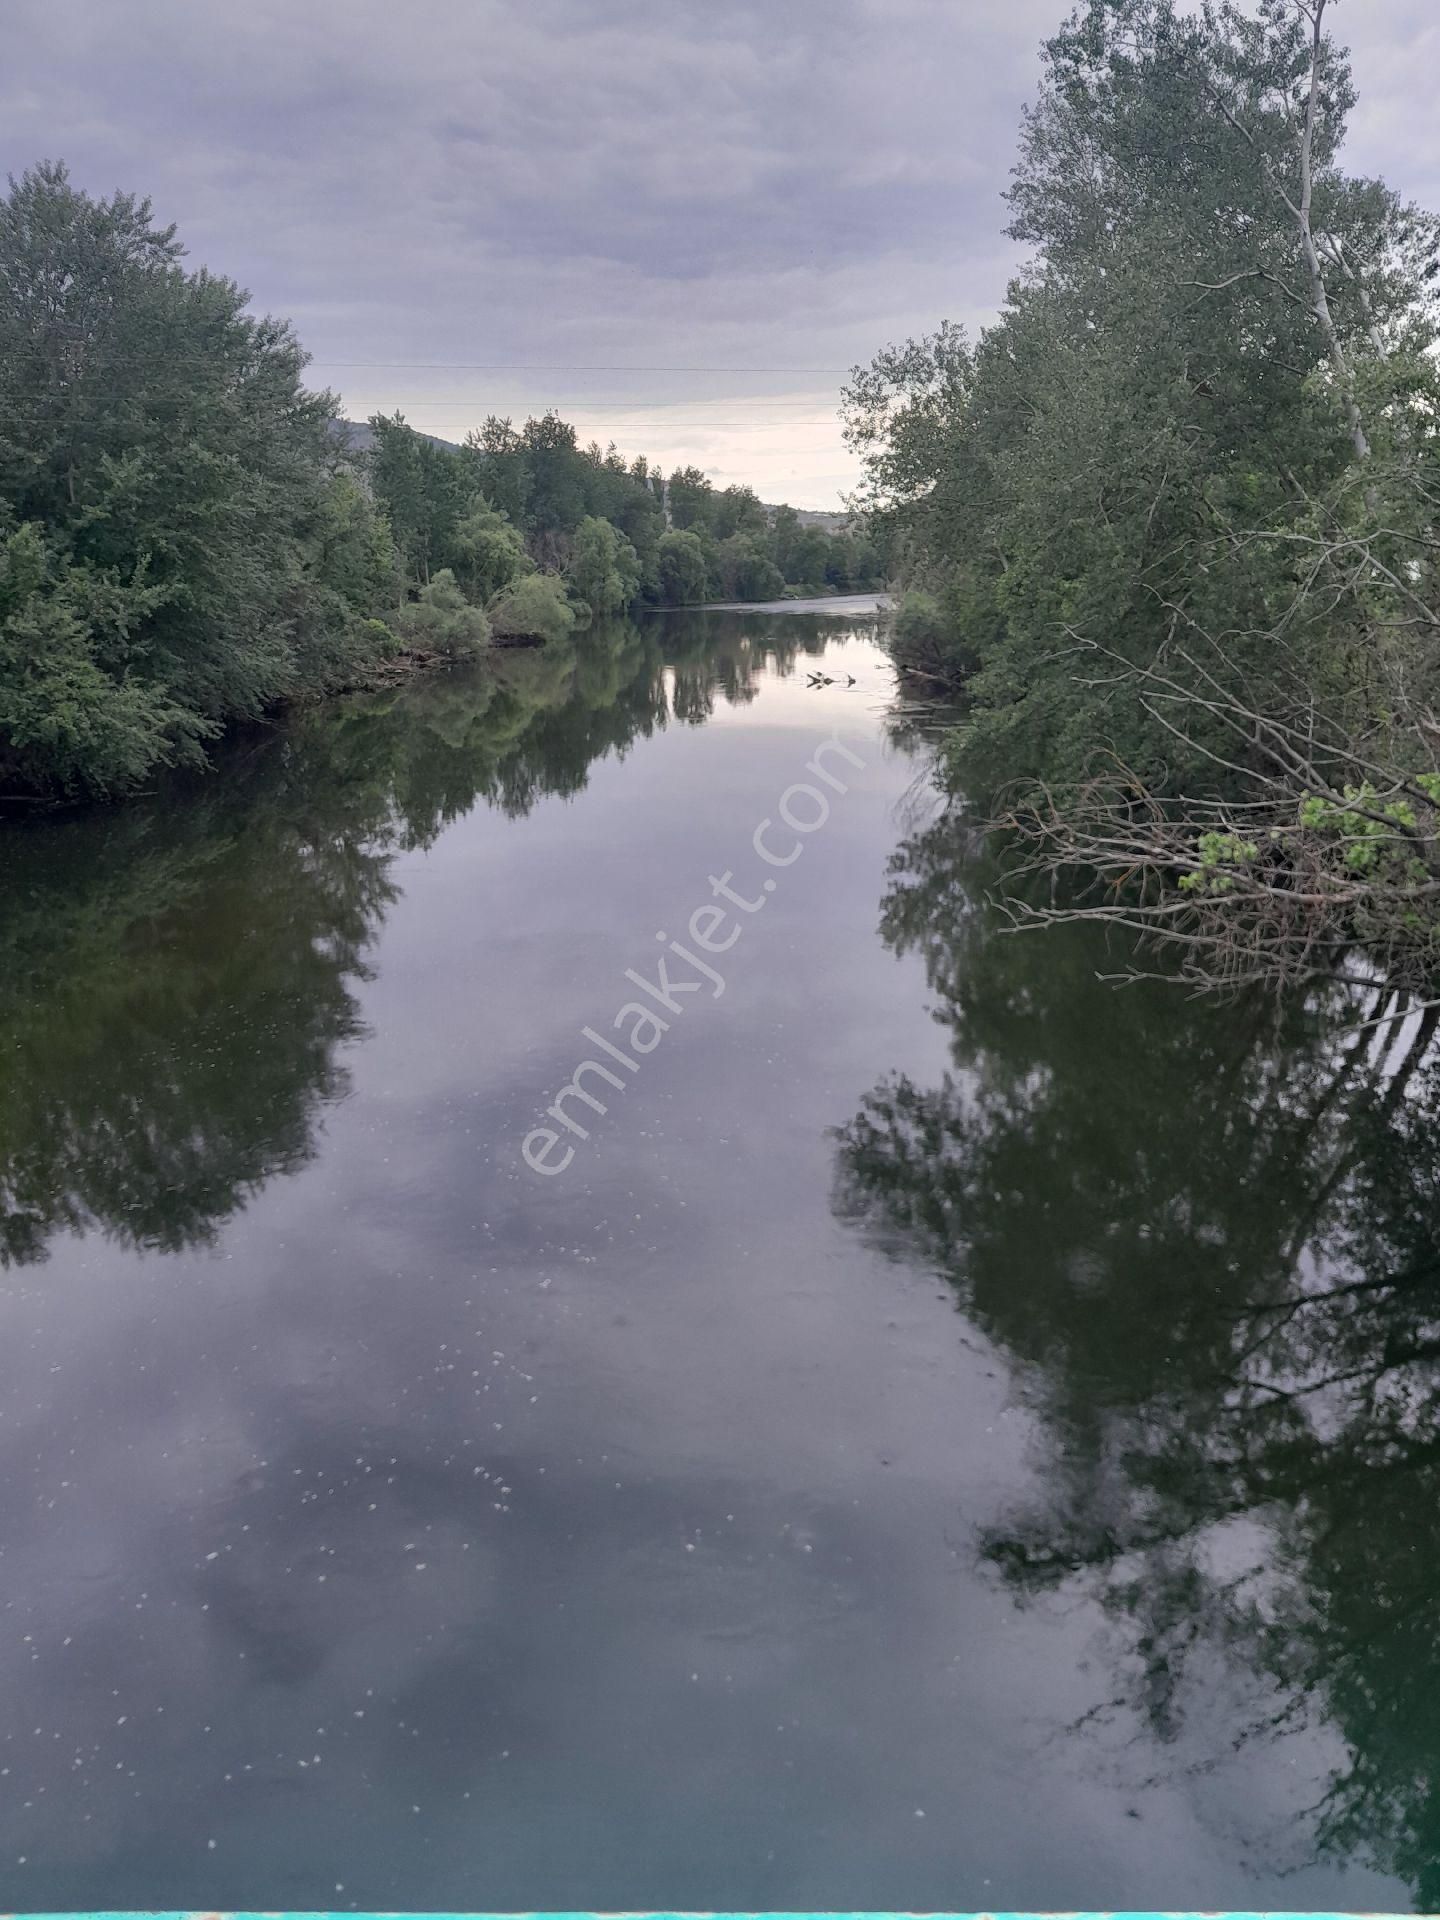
left=465, top=416, right=531, bottom=526
left=771, top=504, right=801, bottom=580
left=0, top=163, right=398, bottom=795
left=714, top=532, right=783, bottom=603
left=786, top=525, right=831, bottom=588
left=654, top=529, right=708, bottom=606
left=395, top=570, right=491, bottom=659
left=521, top=413, right=588, bottom=553
left=367, top=413, right=476, bottom=590
left=711, top=485, right=767, bottom=541
left=487, top=572, right=575, bottom=644
left=451, top=498, right=531, bottom=603
left=843, top=0, right=1440, bottom=998
left=667, top=466, right=714, bottom=532
left=568, top=515, right=640, bottom=617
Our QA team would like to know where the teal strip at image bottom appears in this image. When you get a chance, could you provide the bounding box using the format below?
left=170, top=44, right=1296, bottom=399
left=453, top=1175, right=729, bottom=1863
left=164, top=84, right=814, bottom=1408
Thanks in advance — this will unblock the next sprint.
left=6, top=1910, right=1414, bottom=1920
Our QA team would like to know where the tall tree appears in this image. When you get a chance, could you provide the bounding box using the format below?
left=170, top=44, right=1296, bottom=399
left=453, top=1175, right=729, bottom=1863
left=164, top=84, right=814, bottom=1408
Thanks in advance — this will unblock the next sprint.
left=844, top=0, right=1440, bottom=995
left=0, top=163, right=396, bottom=795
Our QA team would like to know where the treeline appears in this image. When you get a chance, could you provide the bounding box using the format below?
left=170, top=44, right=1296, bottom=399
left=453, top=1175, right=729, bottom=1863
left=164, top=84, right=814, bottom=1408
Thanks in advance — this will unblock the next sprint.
left=364, top=408, right=881, bottom=615
left=0, top=162, right=872, bottom=800
left=846, top=0, right=1440, bottom=1000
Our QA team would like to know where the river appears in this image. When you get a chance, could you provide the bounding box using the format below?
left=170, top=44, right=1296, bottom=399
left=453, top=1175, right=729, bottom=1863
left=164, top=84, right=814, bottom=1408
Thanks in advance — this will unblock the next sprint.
left=0, top=606, right=1436, bottom=1911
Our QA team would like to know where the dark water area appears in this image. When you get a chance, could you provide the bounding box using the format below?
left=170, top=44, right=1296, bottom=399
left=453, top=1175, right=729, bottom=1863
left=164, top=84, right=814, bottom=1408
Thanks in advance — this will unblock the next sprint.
left=1, top=608, right=1438, bottom=1912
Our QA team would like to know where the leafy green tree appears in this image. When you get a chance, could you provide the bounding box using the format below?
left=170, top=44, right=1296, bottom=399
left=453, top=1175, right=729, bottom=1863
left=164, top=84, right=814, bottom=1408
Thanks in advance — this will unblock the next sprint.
left=0, top=163, right=398, bottom=795
left=844, top=0, right=1440, bottom=994
left=451, top=498, right=531, bottom=602
left=306, top=473, right=402, bottom=617
left=771, top=504, right=801, bottom=580
left=0, top=521, right=208, bottom=794
left=786, top=525, right=831, bottom=588
left=654, top=529, right=708, bottom=605
left=395, top=569, right=491, bottom=659
left=711, top=484, right=768, bottom=541
left=487, top=571, right=576, bottom=644
left=366, top=413, right=476, bottom=589
left=520, top=413, right=588, bottom=552
left=713, top=532, right=783, bottom=603
left=586, top=447, right=664, bottom=588
left=464, top=416, right=531, bottom=526
left=568, top=515, right=641, bottom=617
left=667, top=466, right=714, bottom=532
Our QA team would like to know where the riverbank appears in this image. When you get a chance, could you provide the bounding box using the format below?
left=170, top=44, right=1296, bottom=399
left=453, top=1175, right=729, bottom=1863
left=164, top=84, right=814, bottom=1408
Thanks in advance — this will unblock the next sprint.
left=695, top=590, right=891, bottom=616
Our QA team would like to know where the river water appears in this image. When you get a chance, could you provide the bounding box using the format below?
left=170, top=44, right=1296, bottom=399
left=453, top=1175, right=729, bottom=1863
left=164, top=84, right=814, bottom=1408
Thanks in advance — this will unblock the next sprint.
left=0, top=607, right=1436, bottom=1911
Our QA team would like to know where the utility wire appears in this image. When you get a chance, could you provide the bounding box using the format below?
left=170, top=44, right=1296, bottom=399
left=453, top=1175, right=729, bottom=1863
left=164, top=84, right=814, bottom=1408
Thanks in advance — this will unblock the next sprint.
left=3, top=354, right=853, bottom=374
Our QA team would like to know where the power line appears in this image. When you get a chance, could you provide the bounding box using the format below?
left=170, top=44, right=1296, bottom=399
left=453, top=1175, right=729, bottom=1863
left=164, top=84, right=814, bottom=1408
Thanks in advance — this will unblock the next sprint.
left=0, top=415, right=843, bottom=436
left=316, top=361, right=852, bottom=374
left=4, top=353, right=852, bottom=374
left=357, top=419, right=843, bottom=430
left=339, top=398, right=840, bottom=408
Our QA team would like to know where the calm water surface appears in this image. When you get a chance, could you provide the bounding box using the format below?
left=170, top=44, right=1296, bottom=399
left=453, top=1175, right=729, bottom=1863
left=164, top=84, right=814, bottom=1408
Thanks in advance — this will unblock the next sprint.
left=0, top=610, right=1436, bottom=1911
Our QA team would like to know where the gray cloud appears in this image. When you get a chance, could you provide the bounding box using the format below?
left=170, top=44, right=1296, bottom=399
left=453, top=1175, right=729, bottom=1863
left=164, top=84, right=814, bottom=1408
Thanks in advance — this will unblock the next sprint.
left=2, top=0, right=1436, bottom=505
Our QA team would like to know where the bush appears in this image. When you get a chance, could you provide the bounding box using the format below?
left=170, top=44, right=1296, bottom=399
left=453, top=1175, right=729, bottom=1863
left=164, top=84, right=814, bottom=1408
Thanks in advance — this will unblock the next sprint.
left=890, top=588, right=976, bottom=681
left=487, top=572, right=576, bottom=644
left=395, top=571, right=491, bottom=659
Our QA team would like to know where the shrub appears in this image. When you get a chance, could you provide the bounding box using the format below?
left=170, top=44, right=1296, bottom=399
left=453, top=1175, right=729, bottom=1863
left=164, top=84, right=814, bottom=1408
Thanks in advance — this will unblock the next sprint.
left=487, top=572, right=576, bottom=644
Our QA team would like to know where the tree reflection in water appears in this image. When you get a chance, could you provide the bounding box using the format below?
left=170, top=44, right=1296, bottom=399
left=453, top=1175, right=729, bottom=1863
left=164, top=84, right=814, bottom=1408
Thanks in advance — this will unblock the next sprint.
left=0, top=614, right=844, bottom=1271
left=833, top=809, right=1440, bottom=1902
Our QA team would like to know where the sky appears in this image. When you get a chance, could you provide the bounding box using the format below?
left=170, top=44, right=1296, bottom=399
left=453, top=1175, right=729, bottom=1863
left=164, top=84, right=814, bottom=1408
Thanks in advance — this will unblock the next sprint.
left=5, top=0, right=1439, bottom=509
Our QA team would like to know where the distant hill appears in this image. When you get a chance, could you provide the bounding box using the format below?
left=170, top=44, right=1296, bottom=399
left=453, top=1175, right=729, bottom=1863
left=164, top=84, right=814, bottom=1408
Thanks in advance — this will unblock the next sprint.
left=767, top=505, right=851, bottom=534
left=333, top=419, right=457, bottom=456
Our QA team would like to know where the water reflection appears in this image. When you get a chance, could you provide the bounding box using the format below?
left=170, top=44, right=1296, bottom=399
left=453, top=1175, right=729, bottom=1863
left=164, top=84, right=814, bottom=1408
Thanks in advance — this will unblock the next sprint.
left=833, top=811, right=1440, bottom=1901
left=0, top=614, right=848, bottom=1270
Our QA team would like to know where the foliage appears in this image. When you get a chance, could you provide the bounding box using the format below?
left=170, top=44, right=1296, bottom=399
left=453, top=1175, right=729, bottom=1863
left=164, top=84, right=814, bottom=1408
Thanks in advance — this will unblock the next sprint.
left=487, top=570, right=576, bottom=644
left=0, top=159, right=872, bottom=798
left=889, top=587, right=979, bottom=680
left=451, top=499, right=531, bottom=602
left=395, top=570, right=491, bottom=659
left=568, top=514, right=641, bottom=617
left=654, top=529, right=708, bottom=606
left=844, top=0, right=1440, bottom=995
left=713, top=532, right=784, bottom=603
left=373, top=412, right=881, bottom=611
left=0, top=163, right=399, bottom=796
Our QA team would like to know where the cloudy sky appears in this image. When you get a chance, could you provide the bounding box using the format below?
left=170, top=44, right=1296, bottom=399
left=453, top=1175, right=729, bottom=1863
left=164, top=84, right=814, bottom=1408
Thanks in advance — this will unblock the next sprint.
left=6, top=0, right=1438, bottom=507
